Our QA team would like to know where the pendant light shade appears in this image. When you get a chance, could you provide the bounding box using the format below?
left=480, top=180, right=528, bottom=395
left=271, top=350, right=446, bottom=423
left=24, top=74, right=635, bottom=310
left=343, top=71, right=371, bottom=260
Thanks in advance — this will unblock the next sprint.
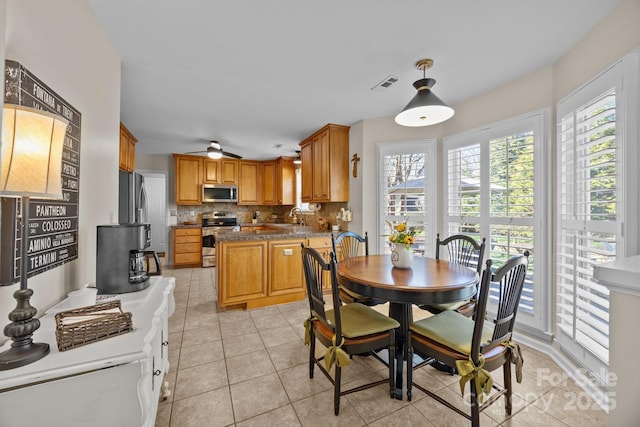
left=395, top=59, right=454, bottom=127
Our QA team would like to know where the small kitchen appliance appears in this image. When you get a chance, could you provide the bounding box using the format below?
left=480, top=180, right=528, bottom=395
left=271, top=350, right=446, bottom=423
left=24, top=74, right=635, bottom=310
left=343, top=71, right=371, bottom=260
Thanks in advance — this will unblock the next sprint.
left=96, top=223, right=161, bottom=294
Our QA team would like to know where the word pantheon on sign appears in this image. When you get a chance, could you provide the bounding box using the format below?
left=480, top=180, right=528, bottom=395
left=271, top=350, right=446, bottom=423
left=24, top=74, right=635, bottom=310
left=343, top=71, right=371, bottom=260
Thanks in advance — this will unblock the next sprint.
left=0, top=60, right=82, bottom=285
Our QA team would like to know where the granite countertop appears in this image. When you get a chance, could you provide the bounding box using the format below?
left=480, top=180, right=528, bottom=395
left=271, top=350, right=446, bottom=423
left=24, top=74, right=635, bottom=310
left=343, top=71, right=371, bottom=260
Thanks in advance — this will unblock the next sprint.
left=173, top=223, right=201, bottom=228
left=214, top=223, right=332, bottom=242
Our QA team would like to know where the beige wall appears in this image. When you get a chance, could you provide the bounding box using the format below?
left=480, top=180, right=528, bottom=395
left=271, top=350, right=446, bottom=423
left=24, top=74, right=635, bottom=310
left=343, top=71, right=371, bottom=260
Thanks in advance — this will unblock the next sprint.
left=0, top=0, right=121, bottom=336
left=353, top=0, right=640, bottom=258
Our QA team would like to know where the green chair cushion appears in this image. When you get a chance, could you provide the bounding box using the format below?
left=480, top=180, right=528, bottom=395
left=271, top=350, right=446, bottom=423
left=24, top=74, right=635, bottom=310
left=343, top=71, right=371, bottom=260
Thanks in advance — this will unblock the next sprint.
left=327, top=303, right=400, bottom=338
left=426, top=299, right=470, bottom=312
left=410, top=310, right=493, bottom=355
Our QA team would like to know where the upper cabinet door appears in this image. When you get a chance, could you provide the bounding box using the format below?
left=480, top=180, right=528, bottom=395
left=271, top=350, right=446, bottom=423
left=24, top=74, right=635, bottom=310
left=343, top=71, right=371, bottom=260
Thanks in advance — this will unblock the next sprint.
left=238, top=161, right=261, bottom=205
left=220, top=159, right=238, bottom=185
left=174, top=154, right=202, bottom=205
left=299, top=123, right=349, bottom=202
left=203, top=159, right=220, bottom=184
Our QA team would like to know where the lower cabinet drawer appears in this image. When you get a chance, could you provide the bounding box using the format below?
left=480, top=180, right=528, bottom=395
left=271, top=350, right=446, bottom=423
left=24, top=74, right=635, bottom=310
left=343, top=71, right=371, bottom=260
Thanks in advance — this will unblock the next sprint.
left=175, top=235, right=202, bottom=244
left=175, top=242, right=200, bottom=254
left=175, top=252, right=201, bottom=265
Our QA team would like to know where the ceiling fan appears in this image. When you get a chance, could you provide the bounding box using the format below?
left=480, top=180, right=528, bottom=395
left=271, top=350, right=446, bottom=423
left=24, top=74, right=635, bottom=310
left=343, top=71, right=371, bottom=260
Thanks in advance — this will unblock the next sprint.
left=185, top=141, right=243, bottom=159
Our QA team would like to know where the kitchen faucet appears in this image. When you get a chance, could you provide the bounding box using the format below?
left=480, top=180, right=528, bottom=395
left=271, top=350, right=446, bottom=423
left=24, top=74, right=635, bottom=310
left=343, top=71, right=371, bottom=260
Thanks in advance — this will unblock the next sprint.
left=289, top=207, right=304, bottom=225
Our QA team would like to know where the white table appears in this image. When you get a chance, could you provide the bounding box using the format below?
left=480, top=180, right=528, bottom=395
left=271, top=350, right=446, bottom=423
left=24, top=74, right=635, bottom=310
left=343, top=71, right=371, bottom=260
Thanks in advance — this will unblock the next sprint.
left=0, top=276, right=175, bottom=427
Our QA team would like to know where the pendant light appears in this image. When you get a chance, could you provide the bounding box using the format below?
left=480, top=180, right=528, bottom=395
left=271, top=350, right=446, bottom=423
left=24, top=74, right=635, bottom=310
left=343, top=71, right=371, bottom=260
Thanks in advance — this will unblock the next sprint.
left=395, top=59, right=454, bottom=127
left=293, top=150, right=302, bottom=165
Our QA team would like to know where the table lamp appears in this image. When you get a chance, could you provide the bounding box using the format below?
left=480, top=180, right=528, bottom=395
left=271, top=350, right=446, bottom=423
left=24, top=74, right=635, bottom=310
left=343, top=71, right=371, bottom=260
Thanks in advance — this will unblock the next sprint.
left=0, top=104, right=68, bottom=370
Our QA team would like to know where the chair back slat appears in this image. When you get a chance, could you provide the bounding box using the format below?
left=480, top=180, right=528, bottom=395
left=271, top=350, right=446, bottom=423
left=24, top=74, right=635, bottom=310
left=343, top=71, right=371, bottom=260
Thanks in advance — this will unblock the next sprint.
left=436, top=233, right=486, bottom=274
left=301, top=244, right=343, bottom=340
left=332, top=231, right=369, bottom=260
left=470, top=251, right=530, bottom=362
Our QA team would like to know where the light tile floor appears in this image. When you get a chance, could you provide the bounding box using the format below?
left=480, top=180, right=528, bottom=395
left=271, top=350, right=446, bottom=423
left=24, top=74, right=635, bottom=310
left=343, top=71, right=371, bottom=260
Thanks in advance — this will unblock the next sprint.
left=154, top=265, right=608, bottom=427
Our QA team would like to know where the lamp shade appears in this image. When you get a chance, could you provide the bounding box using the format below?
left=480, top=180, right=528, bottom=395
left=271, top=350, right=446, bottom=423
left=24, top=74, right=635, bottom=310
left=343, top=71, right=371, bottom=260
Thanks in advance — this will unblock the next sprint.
left=395, top=78, right=455, bottom=127
left=1, top=105, right=68, bottom=198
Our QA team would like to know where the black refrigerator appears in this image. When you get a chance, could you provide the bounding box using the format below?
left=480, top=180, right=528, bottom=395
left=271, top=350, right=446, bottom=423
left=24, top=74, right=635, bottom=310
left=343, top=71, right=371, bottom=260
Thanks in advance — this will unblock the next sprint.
left=119, top=170, right=148, bottom=224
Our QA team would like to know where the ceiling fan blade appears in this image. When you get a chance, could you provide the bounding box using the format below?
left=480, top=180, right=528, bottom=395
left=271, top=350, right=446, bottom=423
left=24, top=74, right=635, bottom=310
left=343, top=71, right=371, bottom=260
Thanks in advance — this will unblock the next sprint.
left=184, top=150, right=207, bottom=154
left=222, top=151, right=242, bottom=159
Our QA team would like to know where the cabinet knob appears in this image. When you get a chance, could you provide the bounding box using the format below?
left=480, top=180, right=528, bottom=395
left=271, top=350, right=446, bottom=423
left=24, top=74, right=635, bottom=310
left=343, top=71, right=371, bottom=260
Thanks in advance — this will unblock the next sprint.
left=154, top=369, right=162, bottom=377
left=162, top=340, right=169, bottom=347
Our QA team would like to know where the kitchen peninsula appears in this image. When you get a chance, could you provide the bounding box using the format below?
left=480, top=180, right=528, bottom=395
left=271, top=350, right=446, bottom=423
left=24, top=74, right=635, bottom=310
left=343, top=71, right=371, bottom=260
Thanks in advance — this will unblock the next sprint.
left=215, top=224, right=334, bottom=309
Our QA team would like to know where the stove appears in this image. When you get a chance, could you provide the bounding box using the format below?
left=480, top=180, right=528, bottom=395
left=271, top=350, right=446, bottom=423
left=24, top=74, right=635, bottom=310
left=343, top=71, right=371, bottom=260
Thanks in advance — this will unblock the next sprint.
left=202, top=211, right=238, bottom=267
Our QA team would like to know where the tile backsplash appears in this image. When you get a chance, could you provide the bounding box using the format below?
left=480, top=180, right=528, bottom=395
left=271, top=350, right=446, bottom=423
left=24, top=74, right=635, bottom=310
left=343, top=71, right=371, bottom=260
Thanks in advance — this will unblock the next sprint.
left=177, top=202, right=350, bottom=230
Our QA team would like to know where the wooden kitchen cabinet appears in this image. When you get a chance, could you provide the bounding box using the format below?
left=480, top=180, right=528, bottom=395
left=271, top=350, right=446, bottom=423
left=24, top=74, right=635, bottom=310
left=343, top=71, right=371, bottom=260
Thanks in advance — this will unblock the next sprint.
left=203, top=158, right=238, bottom=185
left=220, top=159, right=238, bottom=184
left=203, top=158, right=220, bottom=184
left=307, top=236, right=341, bottom=291
left=238, top=160, right=261, bottom=205
left=275, top=157, right=295, bottom=205
left=218, top=238, right=307, bottom=309
left=119, top=123, right=137, bottom=172
left=218, top=240, right=268, bottom=306
left=173, top=154, right=202, bottom=205
left=300, top=123, right=349, bottom=203
left=262, top=160, right=277, bottom=204
left=268, top=239, right=305, bottom=297
left=261, top=157, right=296, bottom=206
left=173, top=227, right=201, bottom=267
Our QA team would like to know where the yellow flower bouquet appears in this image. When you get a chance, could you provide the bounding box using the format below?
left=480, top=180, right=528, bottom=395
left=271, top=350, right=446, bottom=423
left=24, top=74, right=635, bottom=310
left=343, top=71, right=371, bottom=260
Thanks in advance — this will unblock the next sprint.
left=385, top=220, right=419, bottom=250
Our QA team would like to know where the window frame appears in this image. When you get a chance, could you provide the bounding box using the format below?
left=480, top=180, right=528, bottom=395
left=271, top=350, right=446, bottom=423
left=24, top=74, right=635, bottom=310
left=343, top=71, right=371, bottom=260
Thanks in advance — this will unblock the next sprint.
left=376, top=140, right=437, bottom=257
left=442, top=109, right=551, bottom=334
left=555, top=51, right=639, bottom=382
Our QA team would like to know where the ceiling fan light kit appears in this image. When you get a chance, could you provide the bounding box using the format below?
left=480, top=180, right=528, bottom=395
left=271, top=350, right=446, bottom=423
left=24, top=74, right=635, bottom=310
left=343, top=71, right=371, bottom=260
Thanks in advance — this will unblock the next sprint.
left=395, top=58, right=454, bottom=127
left=185, top=140, right=243, bottom=159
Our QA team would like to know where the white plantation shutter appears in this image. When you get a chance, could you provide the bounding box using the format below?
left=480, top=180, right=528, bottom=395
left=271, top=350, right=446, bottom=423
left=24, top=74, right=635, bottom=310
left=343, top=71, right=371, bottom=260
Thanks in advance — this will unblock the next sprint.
left=444, top=112, right=547, bottom=330
left=378, top=140, right=436, bottom=256
left=446, top=144, right=481, bottom=240
left=556, top=71, right=619, bottom=369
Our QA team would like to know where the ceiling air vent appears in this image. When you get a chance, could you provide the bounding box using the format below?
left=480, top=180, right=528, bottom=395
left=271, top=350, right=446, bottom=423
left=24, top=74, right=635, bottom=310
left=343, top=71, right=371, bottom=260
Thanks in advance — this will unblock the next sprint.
left=371, top=75, right=399, bottom=92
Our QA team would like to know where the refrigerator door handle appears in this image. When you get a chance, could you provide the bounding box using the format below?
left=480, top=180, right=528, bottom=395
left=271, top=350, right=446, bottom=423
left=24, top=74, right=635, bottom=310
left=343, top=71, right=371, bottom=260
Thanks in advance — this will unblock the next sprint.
left=137, top=179, right=149, bottom=223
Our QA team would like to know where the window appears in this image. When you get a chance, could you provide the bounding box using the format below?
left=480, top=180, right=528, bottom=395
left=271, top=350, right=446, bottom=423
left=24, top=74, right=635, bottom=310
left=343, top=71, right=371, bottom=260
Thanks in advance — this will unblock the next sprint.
left=556, top=51, right=640, bottom=384
left=377, top=140, right=436, bottom=256
left=444, top=112, right=548, bottom=331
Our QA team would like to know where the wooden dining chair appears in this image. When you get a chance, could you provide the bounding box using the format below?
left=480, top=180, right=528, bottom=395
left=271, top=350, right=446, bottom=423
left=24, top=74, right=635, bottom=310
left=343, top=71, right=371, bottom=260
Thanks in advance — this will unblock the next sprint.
left=420, top=233, right=486, bottom=317
left=301, top=244, right=399, bottom=415
left=332, top=231, right=385, bottom=306
left=407, top=252, right=529, bottom=426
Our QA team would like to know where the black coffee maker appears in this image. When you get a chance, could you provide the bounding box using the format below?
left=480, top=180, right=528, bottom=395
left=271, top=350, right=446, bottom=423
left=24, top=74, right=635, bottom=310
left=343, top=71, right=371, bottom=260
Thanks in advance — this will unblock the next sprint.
left=96, top=224, right=161, bottom=294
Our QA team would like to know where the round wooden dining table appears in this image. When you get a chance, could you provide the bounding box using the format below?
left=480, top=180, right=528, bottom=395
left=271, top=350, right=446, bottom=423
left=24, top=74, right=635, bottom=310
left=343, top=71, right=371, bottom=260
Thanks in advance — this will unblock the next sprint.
left=336, top=254, right=478, bottom=399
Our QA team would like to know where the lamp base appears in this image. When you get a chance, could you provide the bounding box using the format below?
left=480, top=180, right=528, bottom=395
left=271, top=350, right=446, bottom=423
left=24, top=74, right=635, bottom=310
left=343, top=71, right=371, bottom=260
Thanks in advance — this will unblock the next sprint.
left=0, top=288, right=50, bottom=371
left=0, top=341, right=49, bottom=370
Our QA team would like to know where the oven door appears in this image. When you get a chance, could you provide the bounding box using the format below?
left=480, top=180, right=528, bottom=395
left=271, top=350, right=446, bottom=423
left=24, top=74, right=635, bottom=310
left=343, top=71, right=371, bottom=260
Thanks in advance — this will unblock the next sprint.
left=202, top=230, right=216, bottom=267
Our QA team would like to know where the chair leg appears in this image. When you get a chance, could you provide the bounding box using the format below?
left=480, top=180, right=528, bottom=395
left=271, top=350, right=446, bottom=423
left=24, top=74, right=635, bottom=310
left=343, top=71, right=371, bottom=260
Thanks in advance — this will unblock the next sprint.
left=334, top=365, right=342, bottom=416
left=389, top=331, right=396, bottom=399
left=470, top=378, right=480, bottom=427
left=504, top=359, right=513, bottom=415
left=406, top=332, right=413, bottom=401
left=309, top=329, right=315, bottom=379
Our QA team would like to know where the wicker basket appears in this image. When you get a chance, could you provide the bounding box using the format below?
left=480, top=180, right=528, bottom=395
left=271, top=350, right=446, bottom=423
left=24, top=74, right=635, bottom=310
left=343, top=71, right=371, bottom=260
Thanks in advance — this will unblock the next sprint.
left=55, top=300, right=133, bottom=351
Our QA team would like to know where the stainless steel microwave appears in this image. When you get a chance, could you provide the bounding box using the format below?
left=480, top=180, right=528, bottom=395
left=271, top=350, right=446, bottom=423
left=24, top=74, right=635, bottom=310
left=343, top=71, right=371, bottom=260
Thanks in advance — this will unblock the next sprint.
left=202, top=184, right=238, bottom=203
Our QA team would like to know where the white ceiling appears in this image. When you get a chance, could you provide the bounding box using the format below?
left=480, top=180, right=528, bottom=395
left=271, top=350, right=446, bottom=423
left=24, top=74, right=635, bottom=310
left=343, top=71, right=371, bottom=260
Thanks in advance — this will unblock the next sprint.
left=87, top=0, right=621, bottom=160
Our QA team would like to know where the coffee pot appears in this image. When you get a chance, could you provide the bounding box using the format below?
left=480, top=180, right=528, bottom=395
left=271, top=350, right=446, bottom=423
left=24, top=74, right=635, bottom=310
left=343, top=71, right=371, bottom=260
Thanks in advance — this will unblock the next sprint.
left=96, top=223, right=162, bottom=294
left=129, top=249, right=161, bottom=284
